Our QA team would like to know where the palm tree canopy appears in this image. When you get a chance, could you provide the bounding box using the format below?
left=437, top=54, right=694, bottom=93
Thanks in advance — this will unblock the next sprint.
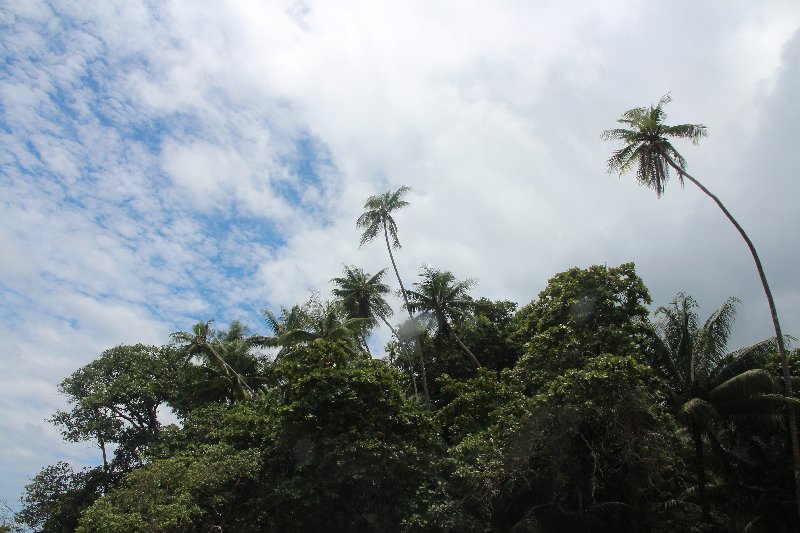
left=602, top=94, right=708, bottom=196
left=406, top=267, right=475, bottom=335
left=356, top=186, right=411, bottom=248
left=655, top=293, right=785, bottom=429
left=266, top=298, right=371, bottom=357
left=171, top=321, right=264, bottom=402
left=331, top=265, right=393, bottom=325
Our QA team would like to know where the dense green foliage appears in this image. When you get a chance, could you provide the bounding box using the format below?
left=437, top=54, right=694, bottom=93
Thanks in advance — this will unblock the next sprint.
left=13, top=185, right=798, bottom=532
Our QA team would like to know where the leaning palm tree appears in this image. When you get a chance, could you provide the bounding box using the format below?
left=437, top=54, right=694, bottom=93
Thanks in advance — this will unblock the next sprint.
left=602, top=95, right=800, bottom=516
left=357, top=186, right=430, bottom=401
left=655, top=294, right=795, bottom=520
left=172, top=321, right=259, bottom=402
left=331, top=265, right=419, bottom=396
left=406, top=267, right=481, bottom=368
left=195, top=321, right=270, bottom=405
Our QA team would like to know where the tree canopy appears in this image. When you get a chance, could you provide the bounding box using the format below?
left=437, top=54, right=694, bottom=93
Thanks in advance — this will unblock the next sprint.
left=12, top=177, right=798, bottom=531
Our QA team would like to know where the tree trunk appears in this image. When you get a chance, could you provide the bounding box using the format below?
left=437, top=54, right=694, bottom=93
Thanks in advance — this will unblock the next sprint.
left=666, top=157, right=800, bottom=520
left=384, top=221, right=430, bottom=403
left=450, top=329, right=482, bottom=368
left=94, top=407, right=109, bottom=470
left=205, top=341, right=255, bottom=400
left=692, top=427, right=709, bottom=522
left=379, top=315, right=419, bottom=397
left=100, top=439, right=108, bottom=470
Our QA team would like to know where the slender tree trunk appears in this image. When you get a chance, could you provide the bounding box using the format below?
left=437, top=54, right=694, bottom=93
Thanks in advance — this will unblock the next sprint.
left=666, top=157, right=800, bottom=519
left=359, top=335, right=373, bottom=357
left=412, top=336, right=430, bottom=404
left=449, top=329, right=482, bottom=368
left=379, top=315, right=419, bottom=397
left=92, top=406, right=110, bottom=470
left=692, top=427, right=709, bottom=522
left=205, top=341, right=255, bottom=400
left=383, top=221, right=430, bottom=403
left=100, top=439, right=108, bottom=470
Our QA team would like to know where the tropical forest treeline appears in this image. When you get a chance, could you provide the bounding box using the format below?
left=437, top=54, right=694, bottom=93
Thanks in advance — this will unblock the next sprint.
left=13, top=260, right=800, bottom=532
left=11, top=97, right=800, bottom=532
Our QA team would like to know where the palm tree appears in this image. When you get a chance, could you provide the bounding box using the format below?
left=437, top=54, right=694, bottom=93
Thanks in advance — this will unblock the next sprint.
left=267, top=299, right=371, bottom=358
left=406, top=267, right=481, bottom=368
left=172, top=321, right=260, bottom=402
left=357, top=187, right=412, bottom=306
left=602, top=95, right=800, bottom=516
left=331, top=266, right=392, bottom=332
left=656, top=294, right=796, bottom=520
left=357, top=186, right=430, bottom=401
left=331, top=265, right=420, bottom=395
left=197, top=321, right=271, bottom=405
left=263, top=304, right=313, bottom=358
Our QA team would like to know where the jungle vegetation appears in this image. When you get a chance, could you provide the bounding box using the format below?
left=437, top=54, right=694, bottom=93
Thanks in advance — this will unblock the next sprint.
left=10, top=99, right=800, bottom=532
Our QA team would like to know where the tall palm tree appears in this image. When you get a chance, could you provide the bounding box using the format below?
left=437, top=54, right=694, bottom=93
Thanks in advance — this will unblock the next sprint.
left=331, top=265, right=419, bottom=395
left=602, top=95, right=800, bottom=516
left=655, top=294, right=793, bottom=520
left=406, top=267, right=481, bottom=368
left=357, top=186, right=430, bottom=401
left=357, top=186, right=412, bottom=307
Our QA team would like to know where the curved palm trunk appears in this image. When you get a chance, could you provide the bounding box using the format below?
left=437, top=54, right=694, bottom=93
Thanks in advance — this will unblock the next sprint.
left=448, top=328, right=482, bottom=368
left=359, top=335, right=373, bottom=357
left=383, top=221, right=430, bottom=403
left=379, top=315, right=419, bottom=397
left=666, top=157, right=800, bottom=516
left=205, top=342, right=256, bottom=401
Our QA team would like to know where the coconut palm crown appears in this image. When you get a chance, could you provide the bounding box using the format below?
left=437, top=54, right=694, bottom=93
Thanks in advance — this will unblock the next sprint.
left=333, top=265, right=421, bottom=395
left=331, top=265, right=393, bottom=328
left=406, top=267, right=481, bottom=368
left=601, top=94, right=707, bottom=197
left=656, top=294, right=785, bottom=425
left=357, top=186, right=411, bottom=249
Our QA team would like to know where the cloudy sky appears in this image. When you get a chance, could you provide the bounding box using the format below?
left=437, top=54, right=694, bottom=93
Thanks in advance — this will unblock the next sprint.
left=2, top=0, right=799, bottom=509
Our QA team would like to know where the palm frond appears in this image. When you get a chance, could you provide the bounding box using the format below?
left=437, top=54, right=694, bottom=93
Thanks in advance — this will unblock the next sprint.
left=695, top=297, right=739, bottom=382
left=662, top=123, right=708, bottom=144
left=708, top=369, right=778, bottom=405
left=619, top=105, right=649, bottom=124
left=710, top=338, right=777, bottom=385
left=261, top=309, right=283, bottom=334
left=716, top=393, right=800, bottom=417
left=386, top=217, right=401, bottom=248
left=600, top=127, right=637, bottom=143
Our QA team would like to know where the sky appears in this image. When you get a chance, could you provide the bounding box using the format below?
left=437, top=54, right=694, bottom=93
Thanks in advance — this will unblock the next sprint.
left=2, top=0, right=799, bottom=511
